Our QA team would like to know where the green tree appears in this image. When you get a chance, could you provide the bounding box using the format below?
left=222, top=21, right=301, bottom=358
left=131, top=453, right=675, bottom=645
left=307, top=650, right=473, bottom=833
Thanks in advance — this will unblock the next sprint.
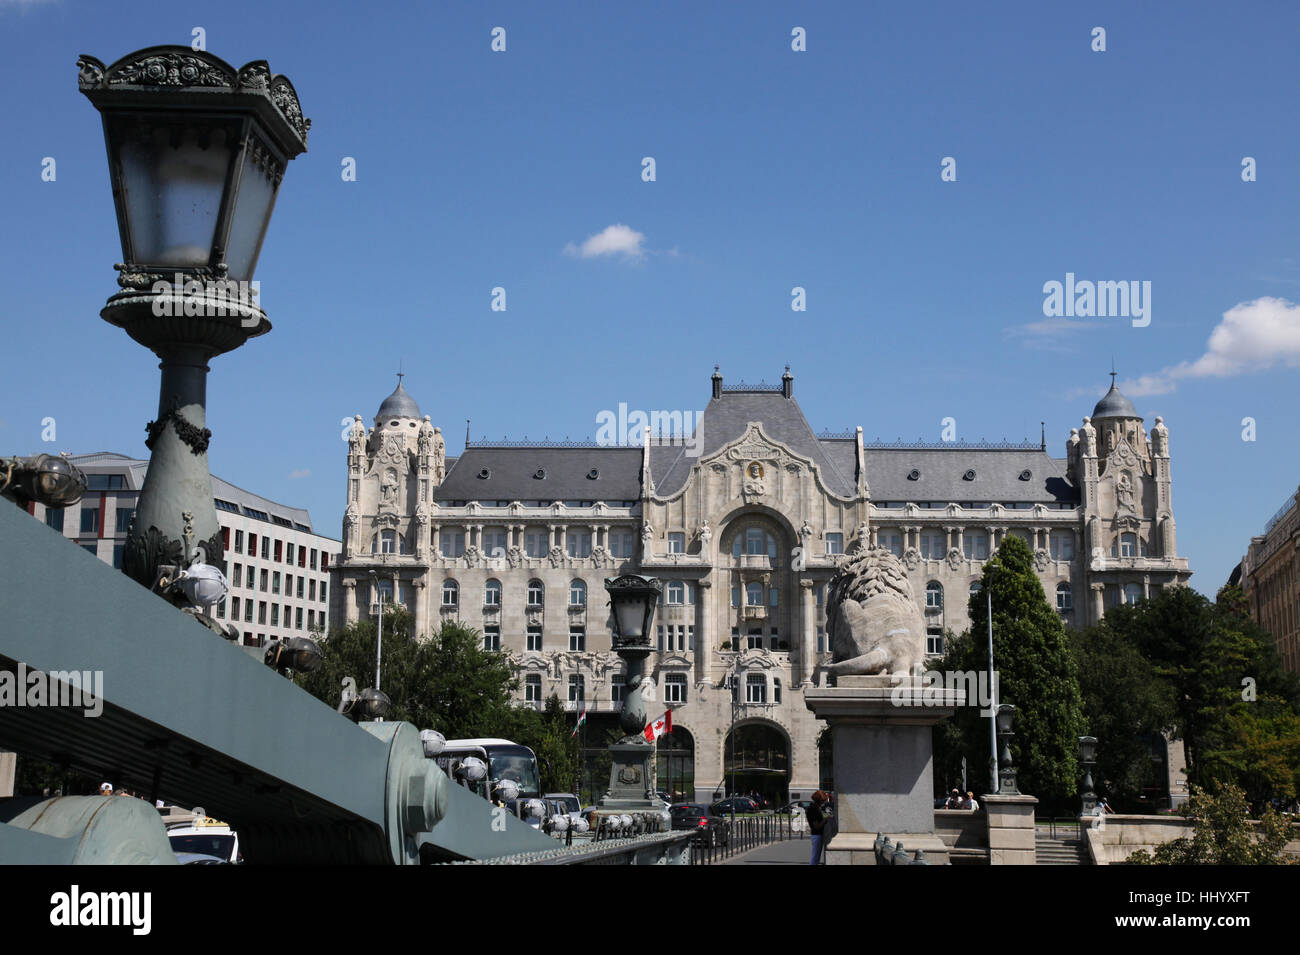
left=1070, top=621, right=1176, bottom=809
left=295, top=608, right=521, bottom=738
left=1127, top=783, right=1297, bottom=865
left=936, top=536, right=1085, bottom=808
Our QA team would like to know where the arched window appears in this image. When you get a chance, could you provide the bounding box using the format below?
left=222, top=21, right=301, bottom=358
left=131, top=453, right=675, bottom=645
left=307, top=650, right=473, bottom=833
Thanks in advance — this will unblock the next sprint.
left=926, top=581, right=943, bottom=610
left=527, top=579, right=545, bottom=606
left=484, top=578, right=502, bottom=607
left=746, top=581, right=764, bottom=606
left=570, top=578, right=587, bottom=606
left=442, top=578, right=458, bottom=607
left=1056, top=582, right=1072, bottom=611
left=371, top=530, right=405, bottom=555
left=666, top=580, right=685, bottom=605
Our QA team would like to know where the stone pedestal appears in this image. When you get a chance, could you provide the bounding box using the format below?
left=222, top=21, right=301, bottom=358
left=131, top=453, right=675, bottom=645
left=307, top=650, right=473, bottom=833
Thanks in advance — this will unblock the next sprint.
left=601, top=740, right=657, bottom=809
left=983, top=793, right=1038, bottom=865
left=805, top=675, right=962, bottom=865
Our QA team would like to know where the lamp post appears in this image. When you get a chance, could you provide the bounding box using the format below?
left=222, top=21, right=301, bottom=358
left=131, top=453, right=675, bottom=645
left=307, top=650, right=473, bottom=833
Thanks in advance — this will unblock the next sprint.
left=995, top=704, right=1018, bottom=795
left=78, top=46, right=308, bottom=599
left=599, top=574, right=662, bottom=811
left=0, top=454, right=87, bottom=509
left=369, top=570, right=384, bottom=693
left=1078, top=735, right=1098, bottom=815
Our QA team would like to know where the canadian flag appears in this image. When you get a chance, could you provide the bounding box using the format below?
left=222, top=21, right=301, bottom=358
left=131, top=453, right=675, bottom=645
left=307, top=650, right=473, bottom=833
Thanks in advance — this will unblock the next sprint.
left=643, top=708, right=673, bottom=743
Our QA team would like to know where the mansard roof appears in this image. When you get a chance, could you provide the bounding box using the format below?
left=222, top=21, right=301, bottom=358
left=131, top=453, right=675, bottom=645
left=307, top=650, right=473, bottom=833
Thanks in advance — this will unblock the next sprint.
left=863, top=448, right=1077, bottom=505
left=434, top=446, right=642, bottom=502
left=649, top=391, right=856, bottom=497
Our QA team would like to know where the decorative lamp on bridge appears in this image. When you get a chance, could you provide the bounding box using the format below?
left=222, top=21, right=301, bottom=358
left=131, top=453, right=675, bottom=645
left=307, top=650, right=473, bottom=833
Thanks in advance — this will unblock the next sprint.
left=77, top=46, right=308, bottom=595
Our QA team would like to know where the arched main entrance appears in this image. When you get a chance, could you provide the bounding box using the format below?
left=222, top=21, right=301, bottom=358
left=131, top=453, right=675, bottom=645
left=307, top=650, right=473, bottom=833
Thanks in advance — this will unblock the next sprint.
left=655, top=728, right=695, bottom=804
left=722, top=721, right=790, bottom=807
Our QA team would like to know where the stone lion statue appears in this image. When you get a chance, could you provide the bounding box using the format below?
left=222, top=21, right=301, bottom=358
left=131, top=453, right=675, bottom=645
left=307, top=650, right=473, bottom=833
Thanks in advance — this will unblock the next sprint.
left=824, top=546, right=926, bottom=677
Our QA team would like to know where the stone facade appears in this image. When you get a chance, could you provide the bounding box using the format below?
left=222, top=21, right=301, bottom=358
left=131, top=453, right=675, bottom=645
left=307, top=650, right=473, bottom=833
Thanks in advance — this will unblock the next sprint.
left=1239, top=485, right=1300, bottom=675
left=330, top=370, right=1192, bottom=803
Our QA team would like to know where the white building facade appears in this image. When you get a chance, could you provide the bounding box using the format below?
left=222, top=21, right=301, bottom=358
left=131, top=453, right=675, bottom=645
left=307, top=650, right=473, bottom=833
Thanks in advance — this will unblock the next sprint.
left=28, top=452, right=339, bottom=648
left=331, top=370, right=1191, bottom=803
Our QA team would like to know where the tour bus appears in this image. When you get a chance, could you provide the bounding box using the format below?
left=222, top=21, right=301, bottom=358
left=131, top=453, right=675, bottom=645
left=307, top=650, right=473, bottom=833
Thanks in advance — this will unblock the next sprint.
left=433, top=738, right=541, bottom=804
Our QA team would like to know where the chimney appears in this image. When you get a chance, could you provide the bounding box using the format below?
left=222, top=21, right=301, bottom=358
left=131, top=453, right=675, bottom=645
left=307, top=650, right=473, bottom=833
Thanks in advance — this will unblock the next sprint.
left=711, top=364, right=723, bottom=399
left=782, top=365, right=793, bottom=399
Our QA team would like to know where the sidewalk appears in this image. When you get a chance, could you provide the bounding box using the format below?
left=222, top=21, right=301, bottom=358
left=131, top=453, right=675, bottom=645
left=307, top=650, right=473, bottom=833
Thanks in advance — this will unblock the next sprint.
left=720, top=836, right=817, bottom=865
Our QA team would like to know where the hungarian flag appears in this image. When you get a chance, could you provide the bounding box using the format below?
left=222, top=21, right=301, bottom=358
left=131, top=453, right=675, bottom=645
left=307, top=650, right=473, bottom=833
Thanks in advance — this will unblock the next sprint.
left=571, top=707, right=587, bottom=738
left=644, top=708, right=673, bottom=743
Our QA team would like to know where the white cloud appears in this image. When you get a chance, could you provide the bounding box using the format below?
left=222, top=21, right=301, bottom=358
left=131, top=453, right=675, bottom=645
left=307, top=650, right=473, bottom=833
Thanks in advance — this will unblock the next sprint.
left=288, top=468, right=311, bottom=479
left=1124, top=296, right=1300, bottom=396
left=563, top=224, right=646, bottom=261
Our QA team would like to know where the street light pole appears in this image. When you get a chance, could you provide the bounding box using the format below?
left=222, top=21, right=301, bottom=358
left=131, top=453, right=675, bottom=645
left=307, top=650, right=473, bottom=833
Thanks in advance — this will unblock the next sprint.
left=369, top=570, right=383, bottom=693
left=987, top=585, right=998, bottom=795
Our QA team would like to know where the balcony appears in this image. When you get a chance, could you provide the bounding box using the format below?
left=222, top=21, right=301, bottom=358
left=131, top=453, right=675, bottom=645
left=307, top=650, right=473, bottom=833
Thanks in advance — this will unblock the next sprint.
left=736, top=554, right=772, bottom=571
left=742, top=605, right=768, bottom=621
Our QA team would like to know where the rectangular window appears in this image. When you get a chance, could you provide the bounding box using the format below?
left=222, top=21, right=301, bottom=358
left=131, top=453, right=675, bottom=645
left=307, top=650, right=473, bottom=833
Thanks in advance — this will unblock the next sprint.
left=664, top=674, right=686, bottom=704
left=45, top=508, right=65, bottom=532
left=261, top=536, right=270, bottom=559
left=441, top=529, right=466, bottom=558
left=525, top=674, right=542, bottom=703
left=272, top=572, right=281, bottom=594
left=569, top=628, right=586, bottom=652
left=232, top=564, right=242, bottom=588
left=310, top=548, right=317, bottom=570
left=271, top=605, right=279, bottom=626
left=611, top=675, right=624, bottom=703
left=878, top=531, right=903, bottom=557
left=747, top=629, right=763, bottom=650
left=920, top=531, right=945, bottom=560
left=112, top=543, right=125, bottom=569
left=115, top=507, right=134, bottom=536
left=657, top=625, right=664, bottom=653
left=295, top=607, right=303, bottom=630
left=667, top=532, right=685, bottom=554
left=260, top=569, right=268, bottom=592
left=309, top=579, right=316, bottom=600
left=769, top=627, right=780, bottom=650
left=825, top=532, right=843, bottom=555
left=244, top=601, right=253, bottom=623
left=320, top=582, right=327, bottom=603
left=297, top=577, right=304, bottom=598
left=248, top=533, right=257, bottom=556
left=524, top=530, right=548, bottom=558
left=745, top=674, right=767, bottom=704
left=307, top=609, right=315, bottom=630
left=216, top=600, right=226, bottom=619
left=567, top=530, right=592, bottom=558
left=274, top=539, right=282, bottom=562
left=231, top=597, right=241, bottom=620
left=817, top=626, right=825, bottom=653
left=286, top=542, right=294, bottom=564
left=1050, top=533, right=1074, bottom=561
left=484, top=626, right=501, bottom=652
left=527, top=627, right=543, bottom=652
left=258, top=601, right=267, bottom=625
left=926, top=629, right=944, bottom=656
left=234, top=529, right=243, bottom=553
left=687, top=625, right=695, bottom=652
left=80, top=507, right=98, bottom=535
left=964, top=532, right=989, bottom=560
left=609, top=531, right=635, bottom=558
left=482, top=528, right=508, bottom=559
left=568, top=675, right=585, bottom=703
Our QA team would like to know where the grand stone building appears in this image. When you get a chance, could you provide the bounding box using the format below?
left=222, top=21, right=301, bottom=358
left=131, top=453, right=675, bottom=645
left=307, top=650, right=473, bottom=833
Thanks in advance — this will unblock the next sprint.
left=1238, top=485, right=1300, bottom=675
left=330, top=370, right=1191, bottom=803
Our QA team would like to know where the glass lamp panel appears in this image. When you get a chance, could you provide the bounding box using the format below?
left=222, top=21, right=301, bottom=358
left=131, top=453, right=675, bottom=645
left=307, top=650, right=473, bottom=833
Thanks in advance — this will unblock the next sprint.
left=613, top=595, right=647, bottom=641
left=224, top=142, right=280, bottom=281
left=116, top=124, right=232, bottom=268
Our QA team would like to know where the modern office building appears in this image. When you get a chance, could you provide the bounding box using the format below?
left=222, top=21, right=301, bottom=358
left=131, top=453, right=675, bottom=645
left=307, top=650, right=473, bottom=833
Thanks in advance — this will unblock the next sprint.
left=28, top=452, right=338, bottom=648
left=1238, top=485, right=1300, bottom=675
left=330, top=370, right=1192, bottom=803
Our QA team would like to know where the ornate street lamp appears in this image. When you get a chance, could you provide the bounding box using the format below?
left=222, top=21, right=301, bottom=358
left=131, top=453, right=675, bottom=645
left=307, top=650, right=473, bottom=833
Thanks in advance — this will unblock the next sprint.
left=0, top=454, right=87, bottom=509
left=599, top=574, right=663, bottom=811
left=995, top=704, right=1018, bottom=795
left=77, top=46, right=309, bottom=597
left=1078, top=735, right=1098, bottom=815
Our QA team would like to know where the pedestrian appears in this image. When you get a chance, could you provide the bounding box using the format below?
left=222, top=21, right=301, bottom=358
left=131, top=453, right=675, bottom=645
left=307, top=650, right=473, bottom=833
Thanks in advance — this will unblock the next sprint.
left=945, top=788, right=962, bottom=809
left=99, top=782, right=113, bottom=796
left=962, top=791, right=979, bottom=811
left=807, top=790, right=829, bottom=865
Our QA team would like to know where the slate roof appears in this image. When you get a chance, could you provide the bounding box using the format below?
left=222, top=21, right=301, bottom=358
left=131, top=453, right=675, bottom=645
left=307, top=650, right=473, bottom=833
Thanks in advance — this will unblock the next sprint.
left=434, top=447, right=642, bottom=502
left=1091, top=382, right=1139, bottom=420
left=376, top=381, right=421, bottom=421
left=650, top=391, right=857, bottom=497
left=862, top=448, right=1077, bottom=505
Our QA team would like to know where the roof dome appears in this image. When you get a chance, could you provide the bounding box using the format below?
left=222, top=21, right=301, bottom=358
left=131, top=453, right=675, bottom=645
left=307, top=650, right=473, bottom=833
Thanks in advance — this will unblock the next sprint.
left=1092, top=381, right=1138, bottom=420
left=376, top=381, right=420, bottom=420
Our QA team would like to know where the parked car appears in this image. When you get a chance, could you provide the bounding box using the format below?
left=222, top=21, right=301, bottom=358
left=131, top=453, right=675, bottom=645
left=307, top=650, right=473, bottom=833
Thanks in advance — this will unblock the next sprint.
left=544, top=792, right=584, bottom=826
left=167, top=816, right=240, bottom=864
left=778, top=799, right=814, bottom=815
left=709, top=796, right=758, bottom=816
left=670, top=803, right=731, bottom=848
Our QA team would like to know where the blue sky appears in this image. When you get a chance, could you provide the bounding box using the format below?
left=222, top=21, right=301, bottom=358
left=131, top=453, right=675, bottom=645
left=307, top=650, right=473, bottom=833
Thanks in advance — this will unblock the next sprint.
left=2, top=0, right=1299, bottom=596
